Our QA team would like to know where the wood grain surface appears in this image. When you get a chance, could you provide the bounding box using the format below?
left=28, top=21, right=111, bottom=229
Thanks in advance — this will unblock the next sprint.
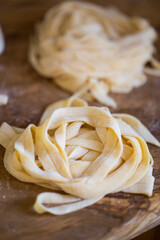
left=0, top=1, right=160, bottom=240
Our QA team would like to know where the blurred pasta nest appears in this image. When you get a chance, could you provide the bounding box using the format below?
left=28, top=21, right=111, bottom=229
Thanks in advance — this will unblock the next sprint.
left=29, top=1, right=157, bottom=107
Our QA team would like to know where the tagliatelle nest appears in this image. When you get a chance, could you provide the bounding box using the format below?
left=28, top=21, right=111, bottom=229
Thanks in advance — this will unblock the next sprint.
left=29, top=1, right=160, bottom=108
left=0, top=97, right=159, bottom=215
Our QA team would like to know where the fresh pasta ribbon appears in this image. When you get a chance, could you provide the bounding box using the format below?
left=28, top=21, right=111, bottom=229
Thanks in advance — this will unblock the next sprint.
left=29, top=1, right=160, bottom=107
left=0, top=97, right=159, bottom=215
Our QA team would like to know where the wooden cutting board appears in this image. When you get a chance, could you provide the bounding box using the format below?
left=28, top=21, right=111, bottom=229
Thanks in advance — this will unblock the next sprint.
left=0, top=1, right=160, bottom=239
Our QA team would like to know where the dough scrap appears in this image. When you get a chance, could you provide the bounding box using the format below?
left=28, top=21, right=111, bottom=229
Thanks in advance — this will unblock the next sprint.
left=0, top=97, right=159, bottom=215
left=0, top=94, right=8, bottom=106
left=0, top=26, right=8, bottom=106
left=29, top=1, right=160, bottom=107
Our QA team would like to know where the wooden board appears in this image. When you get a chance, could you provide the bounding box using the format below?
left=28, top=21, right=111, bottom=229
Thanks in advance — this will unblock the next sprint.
left=0, top=1, right=160, bottom=239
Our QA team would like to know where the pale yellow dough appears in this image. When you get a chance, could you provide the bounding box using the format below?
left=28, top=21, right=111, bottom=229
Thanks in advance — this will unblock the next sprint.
left=0, top=97, right=159, bottom=215
left=29, top=1, right=160, bottom=107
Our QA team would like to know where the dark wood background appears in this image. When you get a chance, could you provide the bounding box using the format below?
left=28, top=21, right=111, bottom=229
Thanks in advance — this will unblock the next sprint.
left=0, top=1, right=160, bottom=239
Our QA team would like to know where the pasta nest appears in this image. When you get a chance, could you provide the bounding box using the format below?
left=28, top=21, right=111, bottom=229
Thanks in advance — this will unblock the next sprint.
left=0, top=97, right=159, bottom=214
left=29, top=1, right=158, bottom=107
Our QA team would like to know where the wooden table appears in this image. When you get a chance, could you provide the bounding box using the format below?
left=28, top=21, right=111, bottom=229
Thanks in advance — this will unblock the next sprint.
left=0, top=1, right=160, bottom=239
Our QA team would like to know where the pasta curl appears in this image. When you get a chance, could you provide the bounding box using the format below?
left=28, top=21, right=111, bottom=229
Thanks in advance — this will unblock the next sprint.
left=29, top=1, right=160, bottom=107
left=0, top=97, right=159, bottom=215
